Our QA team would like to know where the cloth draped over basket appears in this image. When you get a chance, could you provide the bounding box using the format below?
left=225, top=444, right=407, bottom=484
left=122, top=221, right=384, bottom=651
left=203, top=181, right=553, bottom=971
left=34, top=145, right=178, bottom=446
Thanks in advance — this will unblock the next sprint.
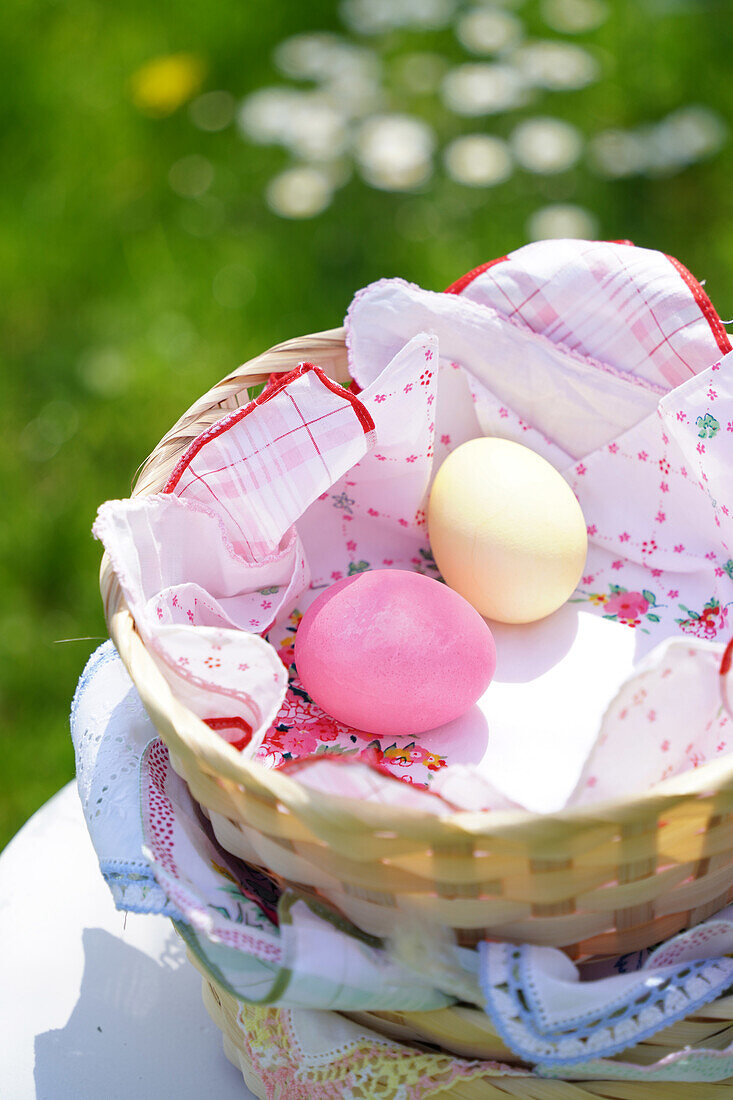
left=72, top=642, right=451, bottom=1013
left=88, top=239, right=733, bottom=1088
left=95, top=239, right=733, bottom=816
left=72, top=640, right=733, bottom=1081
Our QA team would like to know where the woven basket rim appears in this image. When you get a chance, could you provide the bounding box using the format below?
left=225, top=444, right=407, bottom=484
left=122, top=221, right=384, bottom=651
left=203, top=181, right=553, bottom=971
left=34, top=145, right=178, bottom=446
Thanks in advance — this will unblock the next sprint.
left=100, top=325, right=733, bottom=840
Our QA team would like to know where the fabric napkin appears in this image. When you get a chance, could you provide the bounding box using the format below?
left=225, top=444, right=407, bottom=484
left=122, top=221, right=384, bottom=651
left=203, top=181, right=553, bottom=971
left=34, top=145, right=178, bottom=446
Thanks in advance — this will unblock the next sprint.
left=71, top=642, right=453, bottom=1012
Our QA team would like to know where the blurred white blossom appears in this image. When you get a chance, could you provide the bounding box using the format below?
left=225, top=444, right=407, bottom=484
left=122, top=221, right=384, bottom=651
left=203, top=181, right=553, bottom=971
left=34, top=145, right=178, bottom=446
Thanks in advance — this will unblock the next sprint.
left=266, top=166, right=334, bottom=218
left=274, top=33, right=368, bottom=80
left=512, top=117, right=583, bottom=173
left=356, top=114, right=436, bottom=190
left=514, top=41, right=600, bottom=91
left=444, top=134, right=513, bottom=186
left=541, top=0, right=608, bottom=34
left=591, top=106, right=726, bottom=178
left=590, top=129, right=649, bottom=178
left=231, top=8, right=726, bottom=218
left=239, top=90, right=350, bottom=160
left=341, top=0, right=457, bottom=34
left=442, top=63, right=528, bottom=115
left=528, top=203, right=598, bottom=240
left=456, top=8, right=523, bottom=54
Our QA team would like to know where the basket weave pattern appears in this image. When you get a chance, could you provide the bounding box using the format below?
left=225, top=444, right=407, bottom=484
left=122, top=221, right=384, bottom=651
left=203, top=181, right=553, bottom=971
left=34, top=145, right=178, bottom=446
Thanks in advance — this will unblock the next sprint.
left=101, top=329, right=733, bottom=964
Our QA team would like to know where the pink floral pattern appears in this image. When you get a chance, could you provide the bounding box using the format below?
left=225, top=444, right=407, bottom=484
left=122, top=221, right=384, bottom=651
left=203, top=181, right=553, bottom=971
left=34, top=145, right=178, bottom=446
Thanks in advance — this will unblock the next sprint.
left=605, top=590, right=651, bottom=621
left=572, top=585, right=663, bottom=631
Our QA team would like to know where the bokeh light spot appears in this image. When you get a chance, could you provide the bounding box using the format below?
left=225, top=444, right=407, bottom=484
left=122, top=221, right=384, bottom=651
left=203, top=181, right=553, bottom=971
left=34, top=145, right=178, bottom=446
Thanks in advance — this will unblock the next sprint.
left=189, top=90, right=235, bottom=132
left=20, top=401, right=80, bottom=462
left=178, top=195, right=225, bottom=236
left=456, top=9, right=523, bottom=55
left=511, top=116, right=583, bottom=173
left=168, top=155, right=214, bottom=198
left=150, top=313, right=196, bottom=359
left=444, top=134, right=513, bottom=186
left=78, top=348, right=129, bottom=397
left=266, top=166, right=334, bottom=218
left=355, top=114, right=435, bottom=190
left=541, top=0, right=608, bottom=34
left=514, top=41, right=600, bottom=91
left=130, top=53, right=206, bottom=118
left=527, top=202, right=598, bottom=240
left=442, top=63, right=528, bottom=116
left=394, top=52, right=448, bottom=96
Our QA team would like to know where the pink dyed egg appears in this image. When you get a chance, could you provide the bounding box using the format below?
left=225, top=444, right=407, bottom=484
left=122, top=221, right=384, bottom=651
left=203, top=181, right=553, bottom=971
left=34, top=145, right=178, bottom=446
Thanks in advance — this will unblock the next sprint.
left=294, top=569, right=496, bottom=737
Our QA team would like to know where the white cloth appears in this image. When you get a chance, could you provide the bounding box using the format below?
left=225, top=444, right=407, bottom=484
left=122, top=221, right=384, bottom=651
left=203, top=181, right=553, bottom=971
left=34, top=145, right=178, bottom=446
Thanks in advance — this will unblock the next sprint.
left=478, top=922, right=733, bottom=1068
left=71, top=643, right=453, bottom=1012
left=70, top=642, right=175, bottom=916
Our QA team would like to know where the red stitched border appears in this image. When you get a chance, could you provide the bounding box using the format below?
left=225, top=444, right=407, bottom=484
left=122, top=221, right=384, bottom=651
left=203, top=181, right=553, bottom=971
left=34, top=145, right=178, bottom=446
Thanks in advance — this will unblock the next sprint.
left=163, top=363, right=375, bottom=494
left=666, top=254, right=732, bottom=357
left=204, top=715, right=253, bottom=752
left=204, top=715, right=253, bottom=733
left=444, top=256, right=509, bottom=295
left=445, top=246, right=731, bottom=358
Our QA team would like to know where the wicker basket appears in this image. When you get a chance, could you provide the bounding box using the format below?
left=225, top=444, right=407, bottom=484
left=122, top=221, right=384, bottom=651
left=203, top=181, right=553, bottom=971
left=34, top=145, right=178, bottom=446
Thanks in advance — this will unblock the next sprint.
left=194, top=955, right=733, bottom=1098
left=100, top=327, right=733, bottom=966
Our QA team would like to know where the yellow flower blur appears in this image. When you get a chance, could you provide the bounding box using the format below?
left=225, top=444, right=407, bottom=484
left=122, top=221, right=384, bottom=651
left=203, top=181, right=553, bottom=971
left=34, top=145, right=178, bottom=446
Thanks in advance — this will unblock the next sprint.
left=130, top=53, right=206, bottom=117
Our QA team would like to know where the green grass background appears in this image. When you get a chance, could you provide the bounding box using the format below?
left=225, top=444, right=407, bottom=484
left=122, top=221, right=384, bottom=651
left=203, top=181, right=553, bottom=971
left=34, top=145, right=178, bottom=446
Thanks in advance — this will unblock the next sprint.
left=1, top=0, right=732, bottom=846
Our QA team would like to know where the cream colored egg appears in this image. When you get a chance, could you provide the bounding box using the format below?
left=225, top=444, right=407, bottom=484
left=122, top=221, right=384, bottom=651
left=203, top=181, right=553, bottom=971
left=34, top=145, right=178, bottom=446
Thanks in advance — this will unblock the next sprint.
left=428, top=438, right=587, bottom=624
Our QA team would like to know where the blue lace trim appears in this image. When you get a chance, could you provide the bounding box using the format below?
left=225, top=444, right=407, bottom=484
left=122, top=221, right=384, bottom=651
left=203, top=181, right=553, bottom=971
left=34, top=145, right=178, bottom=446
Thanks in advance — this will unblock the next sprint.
left=101, top=859, right=182, bottom=920
left=480, top=941, right=733, bottom=1067
left=517, top=945, right=681, bottom=1036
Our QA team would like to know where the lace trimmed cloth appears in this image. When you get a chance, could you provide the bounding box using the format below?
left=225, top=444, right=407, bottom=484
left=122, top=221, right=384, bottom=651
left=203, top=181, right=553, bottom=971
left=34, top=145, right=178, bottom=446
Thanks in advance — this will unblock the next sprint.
left=228, top=992, right=733, bottom=1094
left=71, top=642, right=178, bottom=917
left=227, top=1002, right=518, bottom=1099
left=71, top=642, right=451, bottom=1013
left=478, top=932, right=733, bottom=1070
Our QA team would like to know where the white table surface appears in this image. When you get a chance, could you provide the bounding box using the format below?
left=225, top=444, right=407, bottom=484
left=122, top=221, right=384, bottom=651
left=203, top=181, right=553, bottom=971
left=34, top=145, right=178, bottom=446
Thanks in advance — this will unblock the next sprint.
left=0, top=782, right=254, bottom=1099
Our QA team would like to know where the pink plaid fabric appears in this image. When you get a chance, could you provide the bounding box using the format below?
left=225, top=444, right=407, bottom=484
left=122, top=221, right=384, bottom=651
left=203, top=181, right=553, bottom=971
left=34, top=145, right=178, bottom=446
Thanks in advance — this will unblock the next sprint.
left=457, top=240, right=731, bottom=389
left=166, top=364, right=375, bottom=562
left=94, top=364, right=375, bottom=752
